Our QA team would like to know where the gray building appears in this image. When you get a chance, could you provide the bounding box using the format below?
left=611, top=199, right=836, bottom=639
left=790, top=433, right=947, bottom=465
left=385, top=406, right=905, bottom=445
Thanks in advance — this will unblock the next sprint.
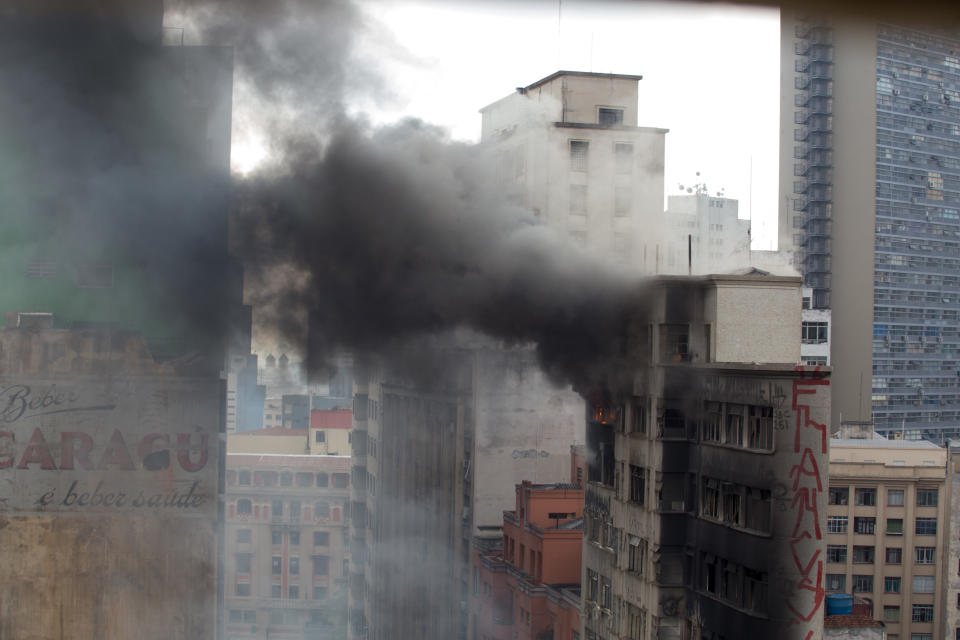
left=780, top=18, right=960, bottom=439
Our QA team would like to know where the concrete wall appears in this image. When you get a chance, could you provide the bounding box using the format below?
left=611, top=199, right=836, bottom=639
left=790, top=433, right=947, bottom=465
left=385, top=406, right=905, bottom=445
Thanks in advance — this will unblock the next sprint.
left=711, top=278, right=803, bottom=364
left=827, top=20, right=878, bottom=427
left=472, top=347, right=584, bottom=536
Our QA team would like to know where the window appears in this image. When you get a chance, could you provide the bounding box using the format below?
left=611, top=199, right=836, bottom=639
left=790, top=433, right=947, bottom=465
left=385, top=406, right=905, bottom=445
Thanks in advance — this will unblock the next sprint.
left=296, top=472, right=312, bottom=487
left=289, top=585, right=299, bottom=599
left=271, top=585, right=281, bottom=598
left=827, top=516, right=848, bottom=534
left=885, top=576, right=901, bottom=593
left=317, top=473, right=329, bottom=488
left=827, top=545, right=847, bottom=563
left=743, top=567, right=767, bottom=614
left=271, top=556, right=282, bottom=575
left=829, top=487, right=849, bottom=505
left=237, top=529, right=251, bottom=543
left=826, top=574, right=845, bottom=591
left=570, top=140, right=588, bottom=171
left=289, top=557, right=299, bottom=575
left=315, top=502, right=330, bottom=517
left=598, top=107, right=624, bottom=126
left=281, top=472, right=293, bottom=487
left=314, top=531, right=330, bottom=547
left=854, top=517, right=876, bottom=535
left=628, top=537, right=646, bottom=574
left=801, top=321, right=828, bottom=344
left=289, top=531, right=300, bottom=546
left=332, top=473, right=349, bottom=489
left=272, top=500, right=283, bottom=517
left=315, top=431, right=326, bottom=443
left=313, top=586, right=328, bottom=600
left=569, top=184, right=587, bottom=215
left=744, top=487, right=771, bottom=533
left=886, top=547, right=902, bottom=564
left=855, top=488, right=877, bottom=506
left=630, top=465, right=646, bottom=505
left=615, top=143, right=633, bottom=174
left=702, top=402, right=722, bottom=442
left=853, top=546, right=875, bottom=563
left=884, top=606, right=901, bottom=622
left=237, top=553, right=251, bottom=574
left=238, top=470, right=251, bottom=486
left=888, top=489, right=905, bottom=506
left=916, top=518, right=937, bottom=535
left=887, top=518, right=904, bottom=535
left=917, top=487, right=938, bottom=506
left=237, top=499, right=252, bottom=515
left=587, top=569, right=599, bottom=601
left=725, top=407, right=744, bottom=445
left=915, top=546, right=936, bottom=564
left=746, top=406, right=773, bottom=450
left=913, top=575, right=935, bottom=593
left=912, top=604, right=934, bottom=623
left=271, top=530, right=282, bottom=545
left=236, top=583, right=250, bottom=597
left=853, top=574, right=874, bottom=593
left=313, top=555, right=329, bottom=575
left=291, top=501, right=301, bottom=520
left=614, top=187, right=631, bottom=216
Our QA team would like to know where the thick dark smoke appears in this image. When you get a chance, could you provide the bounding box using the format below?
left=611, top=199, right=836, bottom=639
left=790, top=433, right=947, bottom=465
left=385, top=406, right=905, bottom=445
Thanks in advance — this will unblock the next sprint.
left=171, top=0, right=652, bottom=393
left=0, top=0, right=652, bottom=393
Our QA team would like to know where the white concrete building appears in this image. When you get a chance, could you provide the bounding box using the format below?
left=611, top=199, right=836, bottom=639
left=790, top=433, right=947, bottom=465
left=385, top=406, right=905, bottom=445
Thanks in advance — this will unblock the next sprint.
left=663, top=192, right=752, bottom=274
left=802, top=285, right=832, bottom=367
left=480, top=71, right=668, bottom=274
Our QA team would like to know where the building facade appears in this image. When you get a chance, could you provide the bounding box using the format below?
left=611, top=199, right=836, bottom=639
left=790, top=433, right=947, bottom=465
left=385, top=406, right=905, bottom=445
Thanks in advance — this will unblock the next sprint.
left=802, top=286, right=833, bottom=367
left=470, top=481, right=584, bottom=640
left=224, top=452, right=351, bottom=640
left=581, top=274, right=831, bottom=640
left=663, top=193, right=752, bottom=275
left=826, top=432, right=946, bottom=640
left=780, top=18, right=960, bottom=439
left=480, top=71, right=668, bottom=273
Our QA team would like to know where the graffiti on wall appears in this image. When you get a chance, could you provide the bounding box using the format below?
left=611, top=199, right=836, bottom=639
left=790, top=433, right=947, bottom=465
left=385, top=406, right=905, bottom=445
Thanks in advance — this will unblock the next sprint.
left=785, top=370, right=829, bottom=639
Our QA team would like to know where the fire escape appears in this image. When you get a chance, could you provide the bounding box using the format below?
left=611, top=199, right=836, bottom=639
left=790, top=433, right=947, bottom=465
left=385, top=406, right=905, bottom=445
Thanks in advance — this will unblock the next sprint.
left=793, top=20, right=835, bottom=309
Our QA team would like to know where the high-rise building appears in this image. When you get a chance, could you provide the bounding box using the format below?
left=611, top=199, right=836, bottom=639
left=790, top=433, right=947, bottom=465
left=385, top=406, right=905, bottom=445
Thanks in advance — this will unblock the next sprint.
left=779, top=18, right=960, bottom=439
left=480, top=71, right=668, bottom=273
left=581, top=273, right=830, bottom=640
left=825, top=427, right=947, bottom=640
left=663, top=193, right=752, bottom=274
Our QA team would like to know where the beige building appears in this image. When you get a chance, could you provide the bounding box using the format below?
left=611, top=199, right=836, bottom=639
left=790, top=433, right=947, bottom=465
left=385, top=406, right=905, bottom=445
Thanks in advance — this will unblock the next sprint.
left=582, top=273, right=830, bottom=640
left=826, top=430, right=946, bottom=640
left=224, top=451, right=351, bottom=640
left=480, top=70, right=668, bottom=273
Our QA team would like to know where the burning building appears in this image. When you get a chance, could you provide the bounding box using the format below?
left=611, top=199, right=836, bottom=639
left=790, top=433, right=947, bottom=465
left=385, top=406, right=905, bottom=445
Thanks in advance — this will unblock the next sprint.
left=581, top=273, right=830, bottom=639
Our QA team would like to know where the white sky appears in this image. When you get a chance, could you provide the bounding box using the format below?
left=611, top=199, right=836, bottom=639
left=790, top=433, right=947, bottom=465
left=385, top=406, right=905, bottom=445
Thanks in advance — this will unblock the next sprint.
left=346, top=0, right=782, bottom=249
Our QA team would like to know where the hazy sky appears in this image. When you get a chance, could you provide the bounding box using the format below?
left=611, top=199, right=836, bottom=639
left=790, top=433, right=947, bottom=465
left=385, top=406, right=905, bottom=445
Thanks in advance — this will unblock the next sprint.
left=349, top=0, right=783, bottom=249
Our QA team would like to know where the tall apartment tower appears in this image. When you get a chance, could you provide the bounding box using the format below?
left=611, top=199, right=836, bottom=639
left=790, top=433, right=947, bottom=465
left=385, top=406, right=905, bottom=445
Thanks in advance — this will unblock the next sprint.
left=779, top=17, right=960, bottom=439
left=480, top=71, right=668, bottom=273
left=581, top=274, right=830, bottom=640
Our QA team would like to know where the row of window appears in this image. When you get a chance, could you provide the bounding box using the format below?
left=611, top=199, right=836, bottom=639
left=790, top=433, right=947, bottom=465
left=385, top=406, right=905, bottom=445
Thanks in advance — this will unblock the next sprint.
left=236, top=528, right=333, bottom=547
left=234, top=583, right=330, bottom=600
left=826, top=544, right=936, bottom=564
left=825, top=572, right=935, bottom=594
left=227, top=470, right=349, bottom=489
left=701, top=553, right=768, bottom=615
left=701, top=402, right=774, bottom=452
left=569, top=139, right=634, bottom=174
left=701, top=478, right=772, bottom=535
left=234, top=499, right=334, bottom=519
left=826, top=515, right=937, bottom=535
left=828, top=486, right=938, bottom=507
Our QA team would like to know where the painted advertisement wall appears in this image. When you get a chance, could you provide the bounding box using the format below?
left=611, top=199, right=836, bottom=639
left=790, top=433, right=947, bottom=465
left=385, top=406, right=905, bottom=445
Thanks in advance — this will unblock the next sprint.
left=0, top=329, right=222, bottom=640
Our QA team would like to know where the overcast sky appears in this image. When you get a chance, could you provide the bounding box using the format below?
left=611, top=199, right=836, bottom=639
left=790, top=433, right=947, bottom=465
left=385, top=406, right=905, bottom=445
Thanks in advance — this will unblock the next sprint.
left=345, top=0, right=782, bottom=249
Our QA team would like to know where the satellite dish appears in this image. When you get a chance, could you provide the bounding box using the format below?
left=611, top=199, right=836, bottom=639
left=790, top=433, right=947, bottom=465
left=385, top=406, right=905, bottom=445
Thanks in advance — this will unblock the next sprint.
left=686, top=188, right=693, bottom=193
